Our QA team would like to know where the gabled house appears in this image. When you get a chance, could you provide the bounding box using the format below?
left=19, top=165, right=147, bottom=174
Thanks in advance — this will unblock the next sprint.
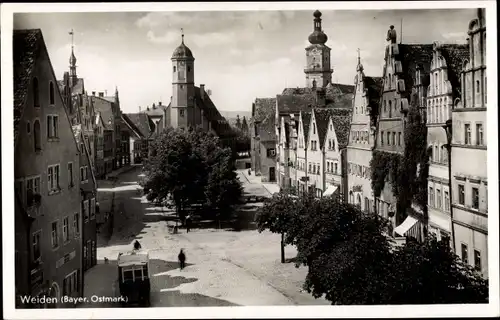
left=250, top=98, right=277, bottom=182
left=426, top=41, right=469, bottom=247
left=14, top=29, right=83, bottom=308
left=73, top=125, right=97, bottom=273
left=93, top=112, right=106, bottom=178
left=323, top=114, right=352, bottom=202
left=306, top=109, right=322, bottom=197
left=121, top=113, right=156, bottom=164
left=346, top=55, right=383, bottom=213
left=296, top=111, right=311, bottom=196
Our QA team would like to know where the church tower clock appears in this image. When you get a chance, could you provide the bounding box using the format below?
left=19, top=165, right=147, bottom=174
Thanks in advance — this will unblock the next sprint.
left=171, top=30, right=195, bottom=129
left=304, top=10, right=333, bottom=88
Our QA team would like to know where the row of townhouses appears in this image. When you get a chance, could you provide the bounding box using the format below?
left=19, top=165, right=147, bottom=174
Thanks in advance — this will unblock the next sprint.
left=14, top=28, right=236, bottom=308
left=251, top=9, right=488, bottom=278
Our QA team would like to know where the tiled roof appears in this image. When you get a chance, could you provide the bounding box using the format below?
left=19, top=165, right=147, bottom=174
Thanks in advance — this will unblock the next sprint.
left=281, top=83, right=355, bottom=96
left=144, top=104, right=166, bottom=117
left=123, top=113, right=154, bottom=138
left=194, top=86, right=233, bottom=138
left=331, top=116, right=352, bottom=149
left=398, top=44, right=434, bottom=97
left=90, top=96, right=114, bottom=130
left=277, top=94, right=316, bottom=114
left=314, top=108, right=352, bottom=149
left=252, top=98, right=276, bottom=123
left=72, top=78, right=85, bottom=95
left=440, top=44, right=470, bottom=99
left=13, top=29, right=43, bottom=143
left=252, top=97, right=276, bottom=141
left=301, top=111, right=312, bottom=143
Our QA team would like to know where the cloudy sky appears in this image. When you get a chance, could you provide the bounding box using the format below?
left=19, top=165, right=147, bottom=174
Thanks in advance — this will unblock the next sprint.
left=14, top=8, right=477, bottom=114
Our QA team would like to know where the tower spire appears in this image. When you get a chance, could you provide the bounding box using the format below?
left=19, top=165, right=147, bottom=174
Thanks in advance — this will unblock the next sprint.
left=181, top=28, right=184, bottom=44
left=357, top=48, right=361, bottom=65
left=68, top=29, right=77, bottom=86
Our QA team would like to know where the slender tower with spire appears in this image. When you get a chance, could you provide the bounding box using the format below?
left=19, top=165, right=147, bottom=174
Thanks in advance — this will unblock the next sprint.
left=304, top=10, right=333, bottom=88
left=69, top=29, right=78, bottom=87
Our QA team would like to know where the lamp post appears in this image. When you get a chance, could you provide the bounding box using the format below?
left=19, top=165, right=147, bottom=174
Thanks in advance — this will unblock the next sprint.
left=442, top=119, right=456, bottom=253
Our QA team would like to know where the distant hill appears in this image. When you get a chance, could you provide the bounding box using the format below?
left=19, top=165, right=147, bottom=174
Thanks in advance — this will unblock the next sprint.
left=220, top=110, right=252, bottom=126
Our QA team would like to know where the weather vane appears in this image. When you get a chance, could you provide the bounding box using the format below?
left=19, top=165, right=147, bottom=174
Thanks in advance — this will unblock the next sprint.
left=181, top=28, right=184, bottom=43
left=69, top=29, right=74, bottom=48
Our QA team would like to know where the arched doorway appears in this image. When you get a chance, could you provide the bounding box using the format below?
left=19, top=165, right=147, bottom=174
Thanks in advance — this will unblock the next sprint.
left=47, top=282, right=60, bottom=308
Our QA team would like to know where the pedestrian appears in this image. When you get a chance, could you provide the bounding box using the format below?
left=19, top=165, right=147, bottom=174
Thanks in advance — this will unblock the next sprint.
left=133, top=240, right=141, bottom=250
left=178, top=249, right=186, bottom=270
left=185, top=214, right=192, bottom=233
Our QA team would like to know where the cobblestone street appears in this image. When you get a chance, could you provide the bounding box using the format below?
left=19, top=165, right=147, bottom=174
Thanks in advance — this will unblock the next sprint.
left=80, top=167, right=328, bottom=307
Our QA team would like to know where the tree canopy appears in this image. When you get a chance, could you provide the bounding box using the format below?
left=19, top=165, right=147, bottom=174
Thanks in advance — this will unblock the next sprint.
left=257, top=194, right=489, bottom=304
left=143, top=127, right=243, bottom=221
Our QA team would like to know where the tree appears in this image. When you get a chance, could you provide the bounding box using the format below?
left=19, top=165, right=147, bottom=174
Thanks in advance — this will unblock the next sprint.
left=241, top=116, right=249, bottom=134
left=143, top=127, right=243, bottom=223
left=256, top=192, right=301, bottom=263
left=204, top=147, right=243, bottom=226
left=235, top=115, right=241, bottom=130
left=285, top=196, right=488, bottom=305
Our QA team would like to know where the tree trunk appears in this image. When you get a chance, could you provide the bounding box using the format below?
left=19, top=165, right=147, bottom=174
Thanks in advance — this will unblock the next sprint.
left=281, top=232, right=285, bottom=263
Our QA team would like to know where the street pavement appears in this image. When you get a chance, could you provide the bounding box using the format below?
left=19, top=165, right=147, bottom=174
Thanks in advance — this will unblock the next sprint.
left=81, top=166, right=328, bottom=308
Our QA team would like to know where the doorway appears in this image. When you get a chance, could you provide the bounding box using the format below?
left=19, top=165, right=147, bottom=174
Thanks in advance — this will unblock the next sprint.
left=269, top=167, right=276, bottom=182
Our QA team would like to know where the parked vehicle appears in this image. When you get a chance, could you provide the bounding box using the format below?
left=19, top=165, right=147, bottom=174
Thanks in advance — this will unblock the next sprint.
left=117, top=249, right=151, bottom=307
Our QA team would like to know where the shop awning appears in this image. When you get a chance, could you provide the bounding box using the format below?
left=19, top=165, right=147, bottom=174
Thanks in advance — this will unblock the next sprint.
left=394, top=215, right=418, bottom=236
left=323, top=185, right=338, bottom=197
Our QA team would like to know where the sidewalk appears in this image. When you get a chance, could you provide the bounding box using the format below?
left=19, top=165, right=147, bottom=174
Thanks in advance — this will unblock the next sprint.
left=239, top=169, right=280, bottom=195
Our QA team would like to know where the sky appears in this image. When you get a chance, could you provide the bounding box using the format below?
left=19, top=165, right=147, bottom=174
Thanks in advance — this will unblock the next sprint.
left=14, top=8, right=477, bottom=114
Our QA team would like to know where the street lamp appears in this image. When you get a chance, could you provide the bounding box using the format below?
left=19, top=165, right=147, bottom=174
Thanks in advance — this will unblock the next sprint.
left=442, top=119, right=456, bottom=253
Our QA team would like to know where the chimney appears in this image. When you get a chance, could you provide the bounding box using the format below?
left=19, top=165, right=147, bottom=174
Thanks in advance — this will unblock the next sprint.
left=147, top=106, right=150, bottom=111
left=92, top=91, right=96, bottom=96
left=200, top=84, right=205, bottom=100
left=152, top=103, right=156, bottom=109
left=158, top=101, right=162, bottom=106
left=99, top=92, right=104, bottom=97
left=315, top=88, right=326, bottom=107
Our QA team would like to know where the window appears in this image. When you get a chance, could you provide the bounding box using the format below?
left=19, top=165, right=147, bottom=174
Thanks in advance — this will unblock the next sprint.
left=327, top=162, right=330, bottom=172
left=388, top=101, right=392, bottom=116
left=476, top=80, right=480, bottom=93
left=471, top=187, right=479, bottom=209
left=80, top=166, right=88, bottom=182
left=444, top=190, right=450, bottom=212
left=334, top=162, right=338, bottom=174
left=180, top=109, right=185, bottom=117
left=123, top=270, right=134, bottom=281
left=392, top=132, right=396, bottom=145
left=429, top=187, right=434, bottom=207
left=27, top=121, right=31, bottom=134
left=308, top=163, right=311, bottom=173
left=83, top=200, right=89, bottom=222
left=386, top=132, right=390, bottom=145
left=47, top=164, right=60, bottom=192
left=63, top=271, right=79, bottom=295
left=63, top=217, right=69, bottom=243
left=436, top=189, right=442, bottom=209
left=316, top=164, right=320, bottom=175
left=187, top=66, right=191, bottom=72
left=476, top=124, right=484, bottom=145
left=47, top=115, right=59, bottom=138
left=68, top=162, right=74, bottom=187
left=32, top=231, right=41, bottom=261
left=464, top=124, right=471, bottom=145
left=461, top=243, right=468, bottom=264
left=380, top=131, right=384, bottom=145
left=51, top=221, right=59, bottom=248
left=434, top=146, right=439, bottom=162
left=33, top=77, right=40, bottom=108
left=458, top=184, right=465, bottom=205
left=173, top=66, right=176, bottom=72
left=474, top=250, right=481, bottom=271
left=90, top=198, right=96, bottom=220
left=313, top=123, right=316, bottom=134
left=73, top=213, right=80, bottom=236
left=398, top=132, right=402, bottom=146
left=34, top=120, right=41, bottom=151
left=26, top=176, right=41, bottom=205
left=383, top=100, right=387, bottom=113
left=49, top=81, right=55, bottom=105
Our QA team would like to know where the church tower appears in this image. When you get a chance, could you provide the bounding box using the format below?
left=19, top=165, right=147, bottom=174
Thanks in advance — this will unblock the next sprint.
left=304, top=10, right=333, bottom=88
left=69, top=29, right=78, bottom=88
left=171, top=30, right=195, bottom=129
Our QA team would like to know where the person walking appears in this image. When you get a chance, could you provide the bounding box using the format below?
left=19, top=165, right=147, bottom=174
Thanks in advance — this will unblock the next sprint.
left=178, top=249, right=186, bottom=270
left=133, top=240, right=142, bottom=250
left=185, top=214, right=192, bottom=233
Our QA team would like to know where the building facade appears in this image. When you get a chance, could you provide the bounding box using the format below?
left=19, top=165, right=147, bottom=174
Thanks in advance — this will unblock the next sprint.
left=94, top=112, right=105, bottom=178
left=346, top=56, right=383, bottom=213
left=426, top=41, right=469, bottom=244
left=122, top=113, right=156, bottom=164
left=250, top=98, right=277, bottom=182
left=451, top=8, right=488, bottom=278
left=14, top=29, right=83, bottom=308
